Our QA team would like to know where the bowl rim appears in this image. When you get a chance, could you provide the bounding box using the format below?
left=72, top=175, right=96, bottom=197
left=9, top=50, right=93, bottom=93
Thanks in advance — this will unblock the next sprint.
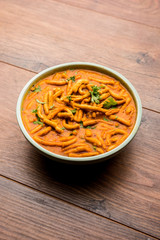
left=16, top=62, right=142, bottom=163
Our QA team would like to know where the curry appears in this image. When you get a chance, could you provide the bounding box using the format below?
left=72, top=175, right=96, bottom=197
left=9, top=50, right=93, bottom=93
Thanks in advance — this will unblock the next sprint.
left=22, top=69, right=136, bottom=157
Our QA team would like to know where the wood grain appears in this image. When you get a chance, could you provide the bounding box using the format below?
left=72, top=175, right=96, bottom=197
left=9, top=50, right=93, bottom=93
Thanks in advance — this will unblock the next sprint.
left=0, top=1, right=160, bottom=238
left=1, top=176, right=155, bottom=240
left=0, top=0, right=160, bottom=79
left=59, top=0, right=160, bottom=28
left=0, top=64, right=160, bottom=237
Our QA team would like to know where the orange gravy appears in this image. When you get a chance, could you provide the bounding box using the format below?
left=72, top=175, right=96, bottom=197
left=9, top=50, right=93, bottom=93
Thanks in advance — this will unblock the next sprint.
left=22, top=69, right=136, bottom=157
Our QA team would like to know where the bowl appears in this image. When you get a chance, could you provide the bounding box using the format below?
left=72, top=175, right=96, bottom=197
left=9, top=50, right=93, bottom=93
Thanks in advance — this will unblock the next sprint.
left=16, top=62, right=142, bottom=164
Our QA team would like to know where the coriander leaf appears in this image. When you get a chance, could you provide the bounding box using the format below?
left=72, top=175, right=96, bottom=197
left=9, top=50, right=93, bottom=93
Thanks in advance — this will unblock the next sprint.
left=66, top=76, right=76, bottom=82
left=89, top=85, right=101, bottom=104
left=49, top=104, right=54, bottom=109
left=103, top=117, right=109, bottom=121
left=71, top=109, right=77, bottom=114
left=103, top=97, right=117, bottom=109
left=33, top=121, right=43, bottom=126
left=36, top=99, right=46, bottom=104
left=70, top=76, right=75, bottom=82
left=61, top=127, right=65, bottom=130
left=80, top=121, right=83, bottom=128
left=32, top=109, right=37, bottom=113
left=32, top=85, right=41, bottom=92
left=85, top=126, right=96, bottom=129
left=115, top=115, right=118, bottom=120
left=91, top=85, right=102, bottom=90
left=66, top=95, right=72, bottom=101
left=93, top=146, right=97, bottom=151
left=35, top=113, right=41, bottom=122
left=32, top=107, right=42, bottom=122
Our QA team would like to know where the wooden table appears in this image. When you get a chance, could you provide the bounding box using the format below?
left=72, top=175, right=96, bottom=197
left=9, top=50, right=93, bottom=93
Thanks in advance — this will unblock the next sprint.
left=0, top=0, right=160, bottom=239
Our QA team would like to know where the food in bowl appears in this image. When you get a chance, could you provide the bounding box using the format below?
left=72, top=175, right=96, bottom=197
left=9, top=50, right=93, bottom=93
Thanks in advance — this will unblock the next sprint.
left=21, top=69, right=136, bottom=158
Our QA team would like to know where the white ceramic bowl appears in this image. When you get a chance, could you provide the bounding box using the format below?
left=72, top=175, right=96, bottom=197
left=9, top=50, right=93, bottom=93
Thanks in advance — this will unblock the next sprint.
left=16, top=62, right=142, bottom=164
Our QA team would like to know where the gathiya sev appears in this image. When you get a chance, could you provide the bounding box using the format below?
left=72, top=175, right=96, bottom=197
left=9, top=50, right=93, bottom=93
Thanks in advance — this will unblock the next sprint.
left=22, top=69, right=136, bottom=157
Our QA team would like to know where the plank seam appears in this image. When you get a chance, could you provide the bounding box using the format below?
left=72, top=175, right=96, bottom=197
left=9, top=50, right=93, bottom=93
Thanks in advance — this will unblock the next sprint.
left=143, top=107, right=160, bottom=114
left=1, top=59, right=160, bottom=80
left=50, top=0, right=160, bottom=30
left=0, top=60, right=37, bottom=74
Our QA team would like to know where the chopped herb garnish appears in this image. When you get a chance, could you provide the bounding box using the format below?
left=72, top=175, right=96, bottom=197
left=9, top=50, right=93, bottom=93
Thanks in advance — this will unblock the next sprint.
left=103, top=97, right=117, bottom=109
left=85, top=125, right=91, bottom=129
left=85, top=126, right=96, bottom=129
left=32, top=109, right=37, bottom=113
left=71, top=109, right=77, bottom=114
left=32, top=85, right=41, bottom=92
left=89, top=85, right=101, bottom=104
left=61, top=127, right=65, bottom=130
left=66, top=76, right=76, bottom=82
left=49, top=104, right=54, bottom=109
left=36, top=99, right=46, bottom=104
left=70, top=76, right=76, bottom=82
left=35, top=114, right=41, bottom=122
left=115, top=116, right=118, bottom=120
left=79, top=121, right=96, bottom=129
left=80, top=121, right=83, bottom=128
left=103, top=117, right=109, bottom=121
left=67, top=95, right=72, bottom=101
left=33, top=121, right=43, bottom=126
left=32, top=107, right=42, bottom=124
left=93, top=146, right=97, bottom=151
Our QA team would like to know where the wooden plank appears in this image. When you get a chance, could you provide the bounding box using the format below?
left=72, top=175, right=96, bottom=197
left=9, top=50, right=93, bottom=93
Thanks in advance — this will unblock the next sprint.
left=0, top=0, right=160, bottom=79
left=1, top=177, right=156, bottom=240
left=59, top=0, right=160, bottom=28
left=0, top=64, right=160, bottom=237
